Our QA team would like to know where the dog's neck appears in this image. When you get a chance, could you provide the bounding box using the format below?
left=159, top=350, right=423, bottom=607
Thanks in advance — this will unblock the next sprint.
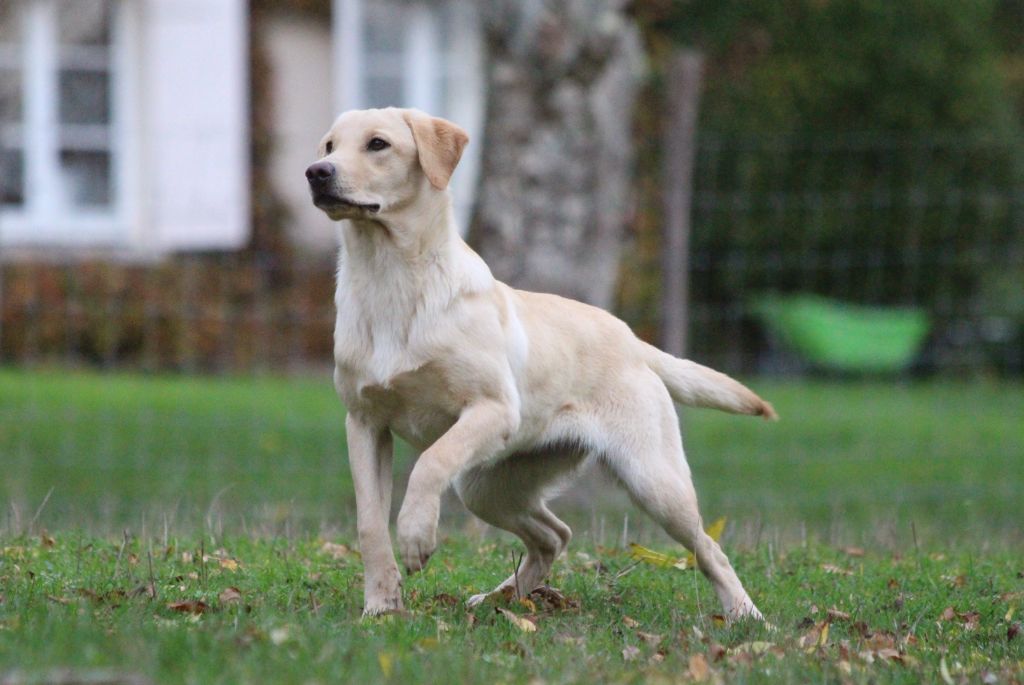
left=335, top=191, right=493, bottom=318
left=339, top=191, right=453, bottom=269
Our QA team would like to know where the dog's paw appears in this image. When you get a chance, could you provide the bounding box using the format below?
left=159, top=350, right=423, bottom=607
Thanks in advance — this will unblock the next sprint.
left=399, top=535, right=435, bottom=574
left=726, top=597, right=765, bottom=623
left=361, top=595, right=406, bottom=619
left=396, top=505, right=438, bottom=574
left=466, top=592, right=490, bottom=609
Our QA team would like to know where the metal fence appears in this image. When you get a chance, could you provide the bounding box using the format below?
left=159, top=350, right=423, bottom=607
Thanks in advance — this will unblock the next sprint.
left=684, top=132, right=1024, bottom=375
left=2, top=133, right=1023, bottom=376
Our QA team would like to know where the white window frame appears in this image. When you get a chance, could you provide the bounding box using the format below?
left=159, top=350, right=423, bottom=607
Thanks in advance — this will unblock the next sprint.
left=332, top=0, right=484, bottom=231
left=0, top=0, right=140, bottom=250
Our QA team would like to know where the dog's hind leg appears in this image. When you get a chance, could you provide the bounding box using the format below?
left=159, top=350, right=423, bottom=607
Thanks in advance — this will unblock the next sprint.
left=601, top=377, right=763, bottom=620
left=454, top=449, right=581, bottom=606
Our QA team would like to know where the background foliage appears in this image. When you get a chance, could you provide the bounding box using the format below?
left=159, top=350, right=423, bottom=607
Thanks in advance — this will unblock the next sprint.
left=623, top=0, right=1024, bottom=374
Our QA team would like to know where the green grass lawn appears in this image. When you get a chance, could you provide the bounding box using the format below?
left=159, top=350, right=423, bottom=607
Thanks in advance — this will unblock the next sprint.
left=0, top=534, right=1021, bottom=684
left=1, top=368, right=1022, bottom=683
left=1, top=368, right=1021, bottom=544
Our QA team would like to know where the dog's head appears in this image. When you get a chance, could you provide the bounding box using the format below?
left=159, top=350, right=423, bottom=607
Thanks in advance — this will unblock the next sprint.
left=306, top=108, right=469, bottom=221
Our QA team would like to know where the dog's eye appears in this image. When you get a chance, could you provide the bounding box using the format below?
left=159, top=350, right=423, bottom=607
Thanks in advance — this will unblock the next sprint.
left=367, top=137, right=390, bottom=152
left=324, top=140, right=333, bottom=154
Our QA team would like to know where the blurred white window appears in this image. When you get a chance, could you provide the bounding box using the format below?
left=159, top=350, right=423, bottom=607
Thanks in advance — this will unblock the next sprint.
left=332, top=0, right=484, bottom=231
left=0, top=0, right=137, bottom=249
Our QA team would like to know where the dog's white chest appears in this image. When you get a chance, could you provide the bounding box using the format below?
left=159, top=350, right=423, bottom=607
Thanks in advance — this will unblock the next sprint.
left=333, top=312, right=460, bottom=447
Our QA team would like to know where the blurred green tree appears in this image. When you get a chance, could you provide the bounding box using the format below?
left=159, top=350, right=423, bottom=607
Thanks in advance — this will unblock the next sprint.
left=621, top=0, right=1024, bottom=373
left=638, top=0, right=1017, bottom=134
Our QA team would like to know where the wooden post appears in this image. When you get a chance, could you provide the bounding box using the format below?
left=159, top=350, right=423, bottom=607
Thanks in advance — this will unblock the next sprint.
left=661, top=50, right=704, bottom=358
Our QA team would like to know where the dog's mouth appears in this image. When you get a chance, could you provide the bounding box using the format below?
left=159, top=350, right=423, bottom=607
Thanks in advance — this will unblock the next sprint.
left=312, top=193, right=381, bottom=214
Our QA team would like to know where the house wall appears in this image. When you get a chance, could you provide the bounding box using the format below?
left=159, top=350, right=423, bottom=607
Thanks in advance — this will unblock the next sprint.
left=263, top=12, right=337, bottom=255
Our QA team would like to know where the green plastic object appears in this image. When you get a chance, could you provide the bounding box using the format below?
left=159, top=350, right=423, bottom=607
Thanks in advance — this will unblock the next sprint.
left=752, top=294, right=930, bottom=373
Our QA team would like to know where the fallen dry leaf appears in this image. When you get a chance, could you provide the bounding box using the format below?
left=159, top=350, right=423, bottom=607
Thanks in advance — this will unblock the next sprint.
left=623, top=615, right=639, bottom=628
left=864, top=631, right=897, bottom=651
left=827, top=608, right=851, bottom=622
left=688, top=653, right=711, bottom=681
left=707, top=642, right=727, bottom=662
left=529, top=586, right=578, bottom=611
left=496, top=607, right=537, bottom=633
left=414, top=637, right=440, bottom=651
left=517, top=597, right=537, bottom=613
left=940, top=606, right=957, bottom=621
left=320, top=542, right=351, bottom=560
left=431, top=592, right=460, bottom=607
left=217, top=558, right=240, bottom=572
left=628, top=544, right=681, bottom=568
left=622, top=645, right=641, bottom=661
left=799, top=621, right=830, bottom=651
left=378, top=651, right=394, bottom=678
left=1009, top=622, right=1021, bottom=641
left=820, top=563, right=853, bottom=576
left=629, top=518, right=726, bottom=571
left=637, top=631, right=663, bottom=645
left=218, top=587, right=242, bottom=604
left=728, top=641, right=776, bottom=657
left=167, top=600, right=209, bottom=615
left=959, top=611, right=981, bottom=631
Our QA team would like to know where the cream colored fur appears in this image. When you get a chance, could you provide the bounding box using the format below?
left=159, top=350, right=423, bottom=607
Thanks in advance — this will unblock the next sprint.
left=308, top=107, right=776, bottom=619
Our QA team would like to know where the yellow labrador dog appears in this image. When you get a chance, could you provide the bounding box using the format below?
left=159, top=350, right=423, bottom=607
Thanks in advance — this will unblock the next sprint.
left=306, top=108, right=776, bottom=619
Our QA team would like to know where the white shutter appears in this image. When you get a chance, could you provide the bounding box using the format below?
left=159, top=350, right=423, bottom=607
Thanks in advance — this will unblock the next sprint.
left=141, top=0, right=249, bottom=251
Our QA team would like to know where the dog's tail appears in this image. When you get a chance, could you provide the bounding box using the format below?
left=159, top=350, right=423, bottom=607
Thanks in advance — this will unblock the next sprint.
left=641, top=342, right=778, bottom=420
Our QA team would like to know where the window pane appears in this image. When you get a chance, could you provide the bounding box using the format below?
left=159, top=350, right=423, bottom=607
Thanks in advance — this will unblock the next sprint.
left=60, top=150, right=111, bottom=206
left=59, top=70, right=110, bottom=124
left=58, top=0, right=112, bottom=46
left=0, top=68, right=22, bottom=123
left=1, top=147, right=24, bottom=206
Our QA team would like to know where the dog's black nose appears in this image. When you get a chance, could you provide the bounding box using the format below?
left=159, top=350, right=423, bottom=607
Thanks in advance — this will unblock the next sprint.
left=305, top=161, right=335, bottom=183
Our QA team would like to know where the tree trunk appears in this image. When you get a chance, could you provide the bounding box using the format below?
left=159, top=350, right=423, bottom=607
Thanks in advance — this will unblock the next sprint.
left=660, top=50, right=704, bottom=358
left=468, top=1, right=643, bottom=308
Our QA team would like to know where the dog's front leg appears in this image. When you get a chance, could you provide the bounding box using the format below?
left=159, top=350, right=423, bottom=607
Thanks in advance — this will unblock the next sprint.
left=397, top=400, right=518, bottom=573
left=346, top=412, right=403, bottom=616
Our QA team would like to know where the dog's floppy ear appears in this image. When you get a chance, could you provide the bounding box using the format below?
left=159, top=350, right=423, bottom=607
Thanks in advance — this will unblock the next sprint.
left=402, top=110, right=469, bottom=191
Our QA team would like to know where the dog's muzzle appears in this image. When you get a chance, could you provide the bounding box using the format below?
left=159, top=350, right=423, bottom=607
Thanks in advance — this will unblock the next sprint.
left=306, top=161, right=381, bottom=213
